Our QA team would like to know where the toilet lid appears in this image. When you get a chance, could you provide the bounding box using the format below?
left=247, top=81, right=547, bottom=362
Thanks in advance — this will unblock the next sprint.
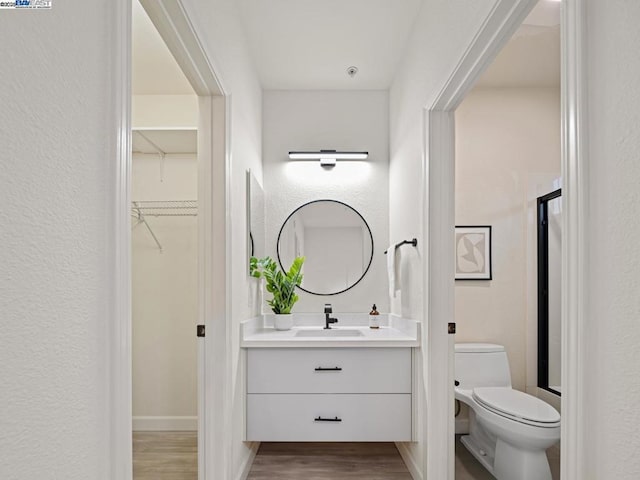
left=473, top=387, right=560, bottom=427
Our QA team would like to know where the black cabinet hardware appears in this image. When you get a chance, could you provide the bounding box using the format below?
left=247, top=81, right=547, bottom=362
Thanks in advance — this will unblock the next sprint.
left=197, top=325, right=205, bottom=337
left=314, top=367, right=342, bottom=371
left=314, top=416, right=342, bottom=422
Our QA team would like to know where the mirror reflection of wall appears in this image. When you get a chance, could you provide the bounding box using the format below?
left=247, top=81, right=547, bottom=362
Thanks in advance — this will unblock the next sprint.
left=547, top=195, right=562, bottom=392
left=277, top=200, right=373, bottom=296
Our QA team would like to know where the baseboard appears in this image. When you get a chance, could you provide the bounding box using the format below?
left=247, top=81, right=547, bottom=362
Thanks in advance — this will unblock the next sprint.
left=396, top=442, right=423, bottom=480
left=235, top=442, right=259, bottom=480
left=455, top=417, right=469, bottom=434
left=132, top=416, right=197, bottom=431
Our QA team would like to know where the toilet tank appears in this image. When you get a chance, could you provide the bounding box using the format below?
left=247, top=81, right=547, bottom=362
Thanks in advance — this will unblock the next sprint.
left=454, top=343, right=512, bottom=389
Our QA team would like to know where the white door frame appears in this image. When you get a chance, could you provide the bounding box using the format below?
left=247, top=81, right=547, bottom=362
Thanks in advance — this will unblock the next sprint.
left=559, top=1, right=588, bottom=478
left=112, top=1, right=231, bottom=479
left=423, top=0, right=587, bottom=478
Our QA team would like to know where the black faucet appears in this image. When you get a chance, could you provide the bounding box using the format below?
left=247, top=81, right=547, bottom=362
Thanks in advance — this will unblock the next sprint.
left=324, top=304, right=338, bottom=329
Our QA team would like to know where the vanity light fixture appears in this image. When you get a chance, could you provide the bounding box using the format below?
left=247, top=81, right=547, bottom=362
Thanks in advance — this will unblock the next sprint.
left=288, top=150, right=368, bottom=167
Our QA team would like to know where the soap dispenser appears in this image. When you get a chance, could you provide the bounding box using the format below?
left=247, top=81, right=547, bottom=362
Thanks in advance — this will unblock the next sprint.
left=369, top=304, right=380, bottom=329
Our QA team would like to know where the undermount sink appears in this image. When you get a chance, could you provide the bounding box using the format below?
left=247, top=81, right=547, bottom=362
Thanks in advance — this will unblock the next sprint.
left=295, top=329, right=364, bottom=338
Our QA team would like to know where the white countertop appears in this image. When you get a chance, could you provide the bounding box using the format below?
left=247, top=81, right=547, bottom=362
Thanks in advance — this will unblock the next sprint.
left=241, top=314, right=420, bottom=348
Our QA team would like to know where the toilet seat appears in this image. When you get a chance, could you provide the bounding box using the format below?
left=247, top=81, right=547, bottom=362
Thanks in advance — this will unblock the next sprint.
left=472, top=387, right=560, bottom=428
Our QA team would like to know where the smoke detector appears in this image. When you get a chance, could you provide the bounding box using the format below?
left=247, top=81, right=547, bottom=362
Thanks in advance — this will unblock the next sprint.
left=346, top=66, right=359, bottom=78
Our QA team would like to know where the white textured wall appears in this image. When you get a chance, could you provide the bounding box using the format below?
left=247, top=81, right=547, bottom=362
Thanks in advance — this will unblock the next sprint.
left=390, top=0, right=495, bottom=320
left=263, top=90, right=389, bottom=314
left=180, top=0, right=263, bottom=474
left=131, top=153, right=198, bottom=424
left=0, top=2, right=113, bottom=478
left=389, top=0, right=495, bottom=473
left=583, top=0, right=640, bottom=477
left=455, top=87, right=561, bottom=393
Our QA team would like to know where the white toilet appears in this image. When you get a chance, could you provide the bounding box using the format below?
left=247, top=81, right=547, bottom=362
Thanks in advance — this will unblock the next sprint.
left=455, top=343, right=560, bottom=480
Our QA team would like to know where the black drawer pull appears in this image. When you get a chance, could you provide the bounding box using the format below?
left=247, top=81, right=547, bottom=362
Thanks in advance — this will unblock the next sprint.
left=314, top=416, right=342, bottom=422
left=314, top=366, right=342, bottom=371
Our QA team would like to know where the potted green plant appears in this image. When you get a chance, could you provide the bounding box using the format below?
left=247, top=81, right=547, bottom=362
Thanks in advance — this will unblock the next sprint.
left=250, top=255, right=305, bottom=330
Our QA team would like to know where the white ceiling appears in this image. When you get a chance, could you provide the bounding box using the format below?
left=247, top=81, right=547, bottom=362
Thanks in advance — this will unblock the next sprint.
left=237, top=0, right=422, bottom=90
left=133, top=0, right=560, bottom=93
left=132, top=0, right=194, bottom=95
left=476, top=1, right=560, bottom=88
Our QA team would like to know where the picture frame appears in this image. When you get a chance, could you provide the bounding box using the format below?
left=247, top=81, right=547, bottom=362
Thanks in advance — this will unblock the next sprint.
left=455, top=225, right=492, bottom=280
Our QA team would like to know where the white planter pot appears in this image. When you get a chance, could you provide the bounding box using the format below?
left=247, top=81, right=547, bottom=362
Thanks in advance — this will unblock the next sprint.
left=274, top=314, right=294, bottom=331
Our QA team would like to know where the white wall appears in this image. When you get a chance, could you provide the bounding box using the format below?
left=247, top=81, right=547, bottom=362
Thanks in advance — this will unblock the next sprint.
left=180, top=0, right=264, bottom=475
left=263, top=90, right=389, bottom=313
left=0, top=2, right=114, bottom=478
left=388, top=1, right=495, bottom=474
left=131, top=153, right=198, bottom=428
left=583, top=1, right=640, bottom=477
left=130, top=93, right=199, bottom=429
left=133, top=94, right=198, bottom=128
left=455, top=87, right=561, bottom=393
left=389, top=0, right=495, bottom=320
left=0, top=0, right=263, bottom=477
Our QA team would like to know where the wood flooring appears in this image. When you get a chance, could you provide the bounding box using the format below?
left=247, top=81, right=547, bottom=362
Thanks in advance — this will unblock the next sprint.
left=133, top=432, right=197, bottom=480
left=132, top=432, right=561, bottom=480
left=247, top=442, right=413, bottom=480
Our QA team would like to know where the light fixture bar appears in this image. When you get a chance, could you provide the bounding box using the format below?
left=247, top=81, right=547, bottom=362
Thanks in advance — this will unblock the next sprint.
left=288, top=150, right=368, bottom=160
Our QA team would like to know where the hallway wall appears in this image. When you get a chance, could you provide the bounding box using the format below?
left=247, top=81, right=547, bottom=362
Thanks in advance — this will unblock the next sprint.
left=0, top=2, right=116, bottom=478
left=582, top=0, right=640, bottom=476
left=179, top=0, right=265, bottom=475
left=388, top=0, right=497, bottom=475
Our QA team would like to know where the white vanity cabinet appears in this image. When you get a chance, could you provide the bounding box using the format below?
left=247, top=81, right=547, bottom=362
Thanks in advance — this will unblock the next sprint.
left=246, top=347, right=412, bottom=441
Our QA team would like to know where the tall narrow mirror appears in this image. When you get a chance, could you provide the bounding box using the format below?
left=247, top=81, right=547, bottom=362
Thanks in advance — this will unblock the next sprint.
left=247, top=170, right=265, bottom=270
left=537, top=189, right=562, bottom=396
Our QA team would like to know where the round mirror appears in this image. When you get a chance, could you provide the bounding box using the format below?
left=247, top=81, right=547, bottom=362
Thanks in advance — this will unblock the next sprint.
left=277, top=200, right=374, bottom=295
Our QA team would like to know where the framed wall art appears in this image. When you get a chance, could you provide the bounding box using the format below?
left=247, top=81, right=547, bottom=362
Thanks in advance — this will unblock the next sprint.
left=455, top=225, right=492, bottom=280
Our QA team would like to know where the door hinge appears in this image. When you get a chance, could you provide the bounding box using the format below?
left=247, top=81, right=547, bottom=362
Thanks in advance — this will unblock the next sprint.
left=197, top=324, right=205, bottom=338
left=448, top=322, right=456, bottom=334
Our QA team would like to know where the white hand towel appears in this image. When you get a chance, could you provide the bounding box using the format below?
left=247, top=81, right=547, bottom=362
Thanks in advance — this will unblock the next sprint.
left=387, top=244, right=401, bottom=298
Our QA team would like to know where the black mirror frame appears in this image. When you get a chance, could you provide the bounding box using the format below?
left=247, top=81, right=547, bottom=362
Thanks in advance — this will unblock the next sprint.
left=276, top=199, right=374, bottom=296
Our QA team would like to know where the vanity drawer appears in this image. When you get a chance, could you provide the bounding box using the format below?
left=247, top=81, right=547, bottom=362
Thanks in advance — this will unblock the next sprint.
left=247, top=393, right=411, bottom=441
left=247, top=347, right=411, bottom=394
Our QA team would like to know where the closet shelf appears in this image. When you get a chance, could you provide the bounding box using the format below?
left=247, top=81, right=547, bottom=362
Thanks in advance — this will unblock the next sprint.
left=132, top=128, right=197, bottom=156
left=132, top=200, right=197, bottom=217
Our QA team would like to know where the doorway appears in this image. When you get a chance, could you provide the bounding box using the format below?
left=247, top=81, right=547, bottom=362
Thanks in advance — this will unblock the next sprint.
left=453, top=3, right=562, bottom=477
left=131, top=1, right=199, bottom=476
left=113, top=1, right=228, bottom=479
left=423, top=0, right=586, bottom=478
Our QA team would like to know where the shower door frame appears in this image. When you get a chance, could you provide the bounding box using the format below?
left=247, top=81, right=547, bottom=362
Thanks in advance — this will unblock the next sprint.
left=537, top=188, right=563, bottom=397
